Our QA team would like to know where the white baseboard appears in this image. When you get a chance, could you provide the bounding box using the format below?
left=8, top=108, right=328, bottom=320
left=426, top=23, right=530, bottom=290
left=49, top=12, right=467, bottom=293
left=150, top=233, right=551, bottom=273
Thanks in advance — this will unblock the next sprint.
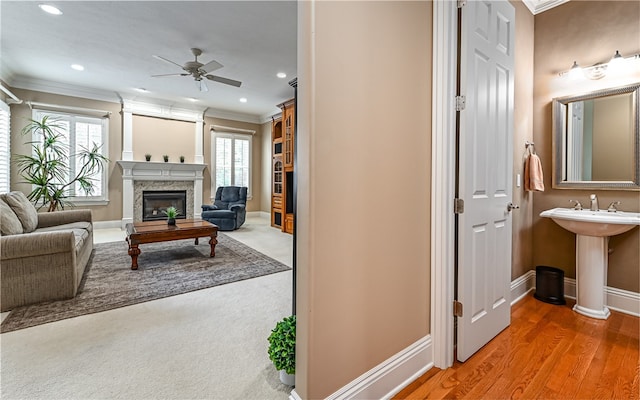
left=511, top=270, right=640, bottom=317
left=562, top=278, right=640, bottom=317
left=289, top=389, right=303, bottom=400
left=510, top=270, right=536, bottom=305
left=94, top=220, right=122, bottom=229
left=247, top=211, right=270, bottom=219
left=322, top=335, right=432, bottom=400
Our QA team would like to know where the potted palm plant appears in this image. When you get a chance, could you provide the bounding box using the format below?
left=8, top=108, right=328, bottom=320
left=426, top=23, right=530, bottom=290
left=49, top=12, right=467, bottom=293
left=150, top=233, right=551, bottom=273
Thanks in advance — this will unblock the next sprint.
left=163, top=206, right=179, bottom=225
left=267, top=315, right=296, bottom=386
left=15, top=116, right=109, bottom=211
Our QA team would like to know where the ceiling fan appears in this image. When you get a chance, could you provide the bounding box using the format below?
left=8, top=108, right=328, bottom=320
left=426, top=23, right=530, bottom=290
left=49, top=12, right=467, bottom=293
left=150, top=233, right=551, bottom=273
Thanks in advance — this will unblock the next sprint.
left=152, top=48, right=242, bottom=92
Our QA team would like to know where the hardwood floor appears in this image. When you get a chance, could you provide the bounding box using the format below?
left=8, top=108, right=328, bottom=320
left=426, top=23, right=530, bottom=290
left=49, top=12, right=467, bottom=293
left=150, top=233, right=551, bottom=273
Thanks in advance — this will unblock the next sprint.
left=394, top=294, right=640, bottom=399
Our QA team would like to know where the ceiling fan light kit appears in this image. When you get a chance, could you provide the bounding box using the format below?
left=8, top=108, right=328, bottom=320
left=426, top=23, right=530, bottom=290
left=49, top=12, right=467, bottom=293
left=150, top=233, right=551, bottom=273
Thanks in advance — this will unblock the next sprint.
left=152, top=47, right=242, bottom=92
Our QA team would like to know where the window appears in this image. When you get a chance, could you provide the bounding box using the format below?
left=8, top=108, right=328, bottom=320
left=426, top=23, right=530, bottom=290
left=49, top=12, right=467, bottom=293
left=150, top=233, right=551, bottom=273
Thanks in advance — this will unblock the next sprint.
left=211, top=132, right=252, bottom=198
left=32, top=110, right=109, bottom=204
left=0, top=100, right=9, bottom=193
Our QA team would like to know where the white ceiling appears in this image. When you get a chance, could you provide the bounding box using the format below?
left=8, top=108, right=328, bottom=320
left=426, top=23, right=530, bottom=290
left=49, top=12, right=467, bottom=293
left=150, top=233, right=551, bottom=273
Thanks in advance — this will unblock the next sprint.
left=0, top=1, right=297, bottom=123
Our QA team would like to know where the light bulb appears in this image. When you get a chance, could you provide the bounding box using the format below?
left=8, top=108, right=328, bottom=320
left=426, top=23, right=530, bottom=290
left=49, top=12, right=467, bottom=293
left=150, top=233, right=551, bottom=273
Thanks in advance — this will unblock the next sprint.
left=568, top=61, right=582, bottom=80
left=608, top=50, right=625, bottom=75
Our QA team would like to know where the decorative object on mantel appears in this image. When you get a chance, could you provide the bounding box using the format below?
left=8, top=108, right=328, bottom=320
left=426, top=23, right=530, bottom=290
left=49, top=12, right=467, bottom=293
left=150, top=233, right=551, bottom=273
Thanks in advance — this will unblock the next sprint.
left=15, top=116, right=109, bottom=211
left=163, top=155, right=169, bottom=162
left=145, top=154, right=151, bottom=161
left=180, top=155, right=185, bottom=163
left=163, top=206, right=179, bottom=225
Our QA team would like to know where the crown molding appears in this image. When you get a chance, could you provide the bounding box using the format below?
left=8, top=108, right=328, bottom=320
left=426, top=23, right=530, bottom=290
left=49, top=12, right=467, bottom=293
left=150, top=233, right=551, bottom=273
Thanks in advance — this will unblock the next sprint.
left=204, top=108, right=263, bottom=124
left=7, top=75, right=266, bottom=124
left=522, top=0, right=569, bottom=15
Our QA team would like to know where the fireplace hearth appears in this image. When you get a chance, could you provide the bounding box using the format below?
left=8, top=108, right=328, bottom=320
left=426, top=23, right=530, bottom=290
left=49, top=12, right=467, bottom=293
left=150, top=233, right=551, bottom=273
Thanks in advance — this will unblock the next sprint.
left=142, top=190, right=187, bottom=221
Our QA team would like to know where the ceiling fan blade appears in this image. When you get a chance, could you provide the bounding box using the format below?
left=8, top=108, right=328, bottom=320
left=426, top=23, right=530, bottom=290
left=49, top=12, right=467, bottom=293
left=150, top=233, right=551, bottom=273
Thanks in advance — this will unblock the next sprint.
left=152, top=55, right=185, bottom=69
left=196, top=79, right=208, bottom=92
left=151, top=73, right=189, bottom=77
left=201, top=60, right=223, bottom=73
left=205, top=75, right=242, bottom=87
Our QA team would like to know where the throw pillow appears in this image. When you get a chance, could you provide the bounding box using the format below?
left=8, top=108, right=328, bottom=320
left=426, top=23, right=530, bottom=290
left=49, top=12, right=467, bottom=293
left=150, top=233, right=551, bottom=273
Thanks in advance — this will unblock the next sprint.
left=0, top=198, right=24, bottom=235
left=2, top=191, right=39, bottom=233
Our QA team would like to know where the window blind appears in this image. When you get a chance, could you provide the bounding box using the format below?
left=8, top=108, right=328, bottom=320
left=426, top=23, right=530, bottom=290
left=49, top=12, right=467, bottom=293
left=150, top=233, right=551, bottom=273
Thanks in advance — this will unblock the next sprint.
left=0, top=101, right=10, bottom=193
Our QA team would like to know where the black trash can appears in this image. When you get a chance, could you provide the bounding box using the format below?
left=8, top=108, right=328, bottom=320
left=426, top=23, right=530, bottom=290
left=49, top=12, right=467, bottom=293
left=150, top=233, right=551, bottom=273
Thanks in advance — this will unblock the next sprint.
left=534, top=266, right=566, bottom=305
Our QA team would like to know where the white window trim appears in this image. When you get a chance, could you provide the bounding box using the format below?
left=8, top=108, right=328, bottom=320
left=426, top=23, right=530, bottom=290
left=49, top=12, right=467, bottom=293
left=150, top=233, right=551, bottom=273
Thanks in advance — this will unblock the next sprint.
left=0, top=100, right=10, bottom=193
left=31, top=109, right=109, bottom=205
left=210, top=131, right=253, bottom=200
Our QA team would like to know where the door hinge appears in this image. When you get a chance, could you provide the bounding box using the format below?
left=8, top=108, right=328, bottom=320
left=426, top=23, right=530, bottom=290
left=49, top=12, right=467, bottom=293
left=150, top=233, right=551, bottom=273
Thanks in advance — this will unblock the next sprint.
left=457, top=0, right=466, bottom=8
left=455, top=95, right=466, bottom=111
left=454, top=300, right=463, bottom=317
left=454, top=198, right=465, bottom=214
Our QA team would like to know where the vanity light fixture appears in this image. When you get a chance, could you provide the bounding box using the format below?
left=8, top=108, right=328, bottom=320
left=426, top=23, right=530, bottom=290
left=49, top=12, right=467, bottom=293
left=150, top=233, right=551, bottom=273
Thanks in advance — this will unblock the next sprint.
left=38, top=4, right=62, bottom=15
left=559, top=50, right=640, bottom=80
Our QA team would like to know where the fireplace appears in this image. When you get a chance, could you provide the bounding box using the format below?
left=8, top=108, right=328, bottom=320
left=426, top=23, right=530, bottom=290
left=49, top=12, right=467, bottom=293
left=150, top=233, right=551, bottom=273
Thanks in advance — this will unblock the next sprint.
left=142, top=190, right=187, bottom=221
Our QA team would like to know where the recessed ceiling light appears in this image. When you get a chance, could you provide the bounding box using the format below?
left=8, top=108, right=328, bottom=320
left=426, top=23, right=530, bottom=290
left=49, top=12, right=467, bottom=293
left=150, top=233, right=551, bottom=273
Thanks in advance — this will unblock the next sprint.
left=239, top=97, right=248, bottom=103
left=277, top=72, right=287, bottom=79
left=134, top=88, right=149, bottom=93
left=71, top=64, right=84, bottom=71
left=38, top=4, right=63, bottom=15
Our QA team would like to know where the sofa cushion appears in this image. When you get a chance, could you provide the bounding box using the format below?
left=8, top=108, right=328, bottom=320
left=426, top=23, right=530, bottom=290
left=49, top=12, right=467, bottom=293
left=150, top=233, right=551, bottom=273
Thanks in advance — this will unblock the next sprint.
left=0, top=199, right=24, bottom=235
left=35, top=221, right=93, bottom=234
left=2, top=191, right=38, bottom=233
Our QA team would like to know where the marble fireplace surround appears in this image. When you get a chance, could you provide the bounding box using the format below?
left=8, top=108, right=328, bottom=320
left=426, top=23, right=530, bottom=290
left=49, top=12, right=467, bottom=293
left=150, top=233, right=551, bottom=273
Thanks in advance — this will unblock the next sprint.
left=117, top=161, right=206, bottom=228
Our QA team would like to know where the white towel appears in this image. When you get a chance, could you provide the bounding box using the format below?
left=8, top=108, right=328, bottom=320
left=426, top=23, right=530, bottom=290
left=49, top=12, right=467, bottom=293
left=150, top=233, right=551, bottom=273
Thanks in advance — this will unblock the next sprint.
left=525, top=153, right=544, bottom=192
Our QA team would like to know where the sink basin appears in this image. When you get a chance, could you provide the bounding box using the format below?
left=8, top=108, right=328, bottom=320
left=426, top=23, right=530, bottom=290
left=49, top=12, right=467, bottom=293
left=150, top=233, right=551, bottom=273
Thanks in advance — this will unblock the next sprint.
left=540, top=207, right=639, bottom=319
left=540, top=208, right=640, bottom=237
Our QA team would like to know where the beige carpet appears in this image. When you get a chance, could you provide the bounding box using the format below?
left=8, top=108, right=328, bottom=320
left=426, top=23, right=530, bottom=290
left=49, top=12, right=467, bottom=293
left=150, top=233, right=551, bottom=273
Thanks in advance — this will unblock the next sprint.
left=1, top=233, right=289, bottom=333
left=0, top=216, right=294, bottom=400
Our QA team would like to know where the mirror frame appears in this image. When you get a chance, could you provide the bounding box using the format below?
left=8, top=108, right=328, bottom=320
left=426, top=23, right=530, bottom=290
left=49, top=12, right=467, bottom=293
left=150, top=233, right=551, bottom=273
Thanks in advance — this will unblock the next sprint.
left=552, top=82, right=640, bottom=190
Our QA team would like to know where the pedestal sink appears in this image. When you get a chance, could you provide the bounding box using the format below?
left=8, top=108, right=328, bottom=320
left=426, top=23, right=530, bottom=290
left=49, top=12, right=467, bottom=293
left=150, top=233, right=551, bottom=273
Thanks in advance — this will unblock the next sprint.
left=540, top=208, right=640, bottom=319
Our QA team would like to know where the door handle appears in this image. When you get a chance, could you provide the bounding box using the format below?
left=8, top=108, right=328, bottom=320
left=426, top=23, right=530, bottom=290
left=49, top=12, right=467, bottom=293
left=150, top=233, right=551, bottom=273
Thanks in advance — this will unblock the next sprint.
left=507, top=202, right=520, bottom=212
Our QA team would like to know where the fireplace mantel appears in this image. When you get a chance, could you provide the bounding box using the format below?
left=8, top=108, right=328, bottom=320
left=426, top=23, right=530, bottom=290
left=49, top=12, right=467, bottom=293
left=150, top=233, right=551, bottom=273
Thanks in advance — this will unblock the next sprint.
left=117, top=160, right=207, bottom=180
left=117, top=161, right=207, bottom=228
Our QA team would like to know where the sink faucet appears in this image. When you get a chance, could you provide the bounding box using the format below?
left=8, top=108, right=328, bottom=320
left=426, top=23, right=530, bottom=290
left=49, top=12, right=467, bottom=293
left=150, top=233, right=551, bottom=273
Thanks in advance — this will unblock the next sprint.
left=607, top=201, right=621, bottom=212
left=590, top=194, right=599, bottom=211
left=569, top=199, right=583, bottom=210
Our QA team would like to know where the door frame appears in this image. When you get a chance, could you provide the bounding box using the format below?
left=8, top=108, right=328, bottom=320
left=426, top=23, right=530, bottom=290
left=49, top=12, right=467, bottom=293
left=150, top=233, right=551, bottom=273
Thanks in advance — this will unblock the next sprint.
left=430, top=0, right=458, bottom=369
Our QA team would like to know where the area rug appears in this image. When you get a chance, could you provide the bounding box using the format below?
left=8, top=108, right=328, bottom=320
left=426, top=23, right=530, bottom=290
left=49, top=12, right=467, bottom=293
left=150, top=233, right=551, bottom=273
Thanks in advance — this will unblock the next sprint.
left=1, top=233, right=290, bottom=333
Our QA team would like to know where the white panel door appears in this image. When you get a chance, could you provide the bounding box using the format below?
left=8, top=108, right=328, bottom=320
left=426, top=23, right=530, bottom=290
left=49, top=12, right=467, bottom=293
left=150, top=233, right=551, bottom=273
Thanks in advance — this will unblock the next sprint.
left=457, top=0, right=515, bottom=362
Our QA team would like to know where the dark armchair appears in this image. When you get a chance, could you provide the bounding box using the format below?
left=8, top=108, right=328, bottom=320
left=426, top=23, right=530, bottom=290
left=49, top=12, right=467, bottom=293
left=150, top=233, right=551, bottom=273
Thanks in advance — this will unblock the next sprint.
left=201, top=186, right=248, bottom=231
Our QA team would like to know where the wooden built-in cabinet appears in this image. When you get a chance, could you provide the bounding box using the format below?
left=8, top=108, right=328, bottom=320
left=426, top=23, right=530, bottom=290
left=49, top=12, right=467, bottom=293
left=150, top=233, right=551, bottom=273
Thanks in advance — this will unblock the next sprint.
left=271, top=99, right=295, bottom=234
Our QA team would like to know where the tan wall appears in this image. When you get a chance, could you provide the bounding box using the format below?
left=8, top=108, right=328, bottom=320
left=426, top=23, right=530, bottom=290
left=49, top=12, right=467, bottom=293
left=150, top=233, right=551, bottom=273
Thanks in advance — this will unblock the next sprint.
left=296, top=1, right=432, bottom=398
left=202, top=116, right=263, bottom=212
left=132, top=115, right=195, bottom=163
left=511, top=0, right=535, bottom=280
left=533, top=1, right=640, bottom=292
left=8, top=88, right=267, bottom=219
left=8, top=89, right=123, bottom=222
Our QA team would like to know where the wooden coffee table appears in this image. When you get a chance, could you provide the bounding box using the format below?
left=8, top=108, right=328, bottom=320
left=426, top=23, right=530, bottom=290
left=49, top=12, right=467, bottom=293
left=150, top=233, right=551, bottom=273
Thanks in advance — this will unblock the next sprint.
left=125, top=219, right=218, bottom=270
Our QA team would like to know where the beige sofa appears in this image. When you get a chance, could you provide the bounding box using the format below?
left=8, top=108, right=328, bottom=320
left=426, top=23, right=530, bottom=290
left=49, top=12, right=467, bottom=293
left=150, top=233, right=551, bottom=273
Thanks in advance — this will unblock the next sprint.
left=1, top=191, right=93, bottom=312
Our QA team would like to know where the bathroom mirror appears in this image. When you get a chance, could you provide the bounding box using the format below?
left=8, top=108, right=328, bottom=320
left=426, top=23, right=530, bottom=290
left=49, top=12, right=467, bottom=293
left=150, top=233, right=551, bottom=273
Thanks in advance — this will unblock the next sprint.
left=552, top=82, right=640, bottom=190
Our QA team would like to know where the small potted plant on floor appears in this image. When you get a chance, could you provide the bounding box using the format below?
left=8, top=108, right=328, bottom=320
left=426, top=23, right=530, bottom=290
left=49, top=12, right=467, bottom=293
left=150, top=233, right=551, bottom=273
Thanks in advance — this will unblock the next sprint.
left=163, top=155, right=169, bottom=162
left=145, top=154, right=152, bottom=161
left=267, top=315, right=296, bottom=386
left=163, top=206, right=179, bottom=225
